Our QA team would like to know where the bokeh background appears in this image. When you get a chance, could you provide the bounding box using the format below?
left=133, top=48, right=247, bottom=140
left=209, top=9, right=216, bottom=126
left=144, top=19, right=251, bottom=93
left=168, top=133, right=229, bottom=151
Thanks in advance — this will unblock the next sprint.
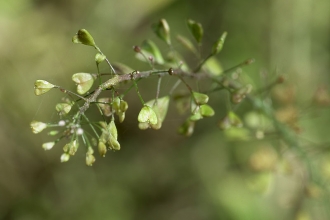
left=1, top=0, right=330, bottom=219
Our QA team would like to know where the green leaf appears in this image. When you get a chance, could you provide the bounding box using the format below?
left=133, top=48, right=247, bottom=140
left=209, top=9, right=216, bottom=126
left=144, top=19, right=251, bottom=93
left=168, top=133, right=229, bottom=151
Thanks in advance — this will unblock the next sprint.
left=72, top=73, right=95, bottom=95
left=187, top=19, right=204, bottom=44
left=152, top=19, right=171, bottom=45
left=34, top=80, right=55, bottom=96
left=211, top=32, right=227, bottom=55
left=72, top=29, right=96, bottom=47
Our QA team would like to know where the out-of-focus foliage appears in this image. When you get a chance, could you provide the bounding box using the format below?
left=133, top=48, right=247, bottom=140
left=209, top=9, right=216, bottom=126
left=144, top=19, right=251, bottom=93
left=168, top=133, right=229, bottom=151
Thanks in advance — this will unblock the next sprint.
left=1, top=0, right=330, bottom=219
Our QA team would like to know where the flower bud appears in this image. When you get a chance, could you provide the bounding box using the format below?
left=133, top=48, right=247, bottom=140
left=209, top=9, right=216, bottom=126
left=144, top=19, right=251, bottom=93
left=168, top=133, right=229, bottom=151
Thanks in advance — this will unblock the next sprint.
left=30, top=121, right=47, bottom=134
left=34, top=80, right=55, bottom=96
left=42, top=142, right=55, bottom=150
left=72, top=29, right=96, bottom=47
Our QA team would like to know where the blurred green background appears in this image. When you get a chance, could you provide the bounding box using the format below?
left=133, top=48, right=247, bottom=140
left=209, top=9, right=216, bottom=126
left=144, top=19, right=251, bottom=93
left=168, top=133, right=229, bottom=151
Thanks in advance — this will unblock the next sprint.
left=1, top=0, right=330, bottom=219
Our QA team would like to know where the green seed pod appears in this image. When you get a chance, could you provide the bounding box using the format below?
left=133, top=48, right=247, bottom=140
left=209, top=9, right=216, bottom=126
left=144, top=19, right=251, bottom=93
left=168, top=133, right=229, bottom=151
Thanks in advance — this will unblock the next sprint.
left=86, top=147, right=96, bottom=166
left=34, top=80, right=55, bottom=96
left=118, top=112, right=125, bottom=123
left=48, top=130, right=59, bottom=136
left=211, top=32, right=227, bottom=55
left=42, top=142, right=55, bottom=150
left=60, top=153, right=70, bottom=162
left=138, top=105, right=158, bottom=125
left=95, top=53, right=106, bottom=64
left=152, top=19, right=171, bottom=46
left=68, top=140, right=79, bottom=156
left=112, top=97, right=121, bottom=111
left=30, top=121, right=47, bottom=134
left=189, top=111, right=203, bottom=121
left=98, top=141, right=107, bottom=157
left=138, top=122, right=150, bottom=130
left=119, top=100, right=128, bottom=112
left=192, top=92, right=209, bottom=105
left=200, top=104, right=215, bottom=117
left=98, top=98, right=112, bottom=117
left=187, top=19, right=204, bottom=44
left=178, top=119, right=195, bottom=137
left=72, top=73, right=95, bottom=95
left=176, top=35, right=198, bottom=55
left=55, top=103, right=72, bottom=115
left=72, top=29, right=96, bottom=47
